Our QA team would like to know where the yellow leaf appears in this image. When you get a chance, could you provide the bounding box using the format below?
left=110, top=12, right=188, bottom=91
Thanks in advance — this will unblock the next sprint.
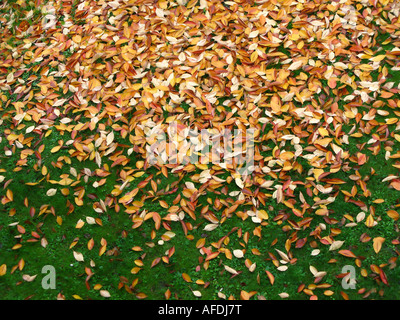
left=318, top=128, right=329, bottom=137
left=250, top=51, right=258, bottom=63
left=87, top=238, right=94, bottom=250
left=370, top=55, right=385, bottom=62
left=315, top=138, right=332, bottom=147
left=72, top=35, right=82, bottom=43
left=373, top=237, right=385, bottom=254
left=240, top=290, right=250, bottom=300
left=131, top=267, right=141, bottom=274
left=265, top=270, right=275, bottom=285
left=313, top=168, right=324, bottom=181
left=99, top=245, right=107, bottom=256
left=182, top=273, right=192, bottom=282
left=51, top=145, right=61, bottom=153
left=257, top=210, right=268, bottom=220
left=324, top=290, right=334, bottom=296
left=6, top=189, right=13, bottom=201
left=270, top=95, right=281, bottom=113
left=75, top=219, right=85, bottom=229
left=365, top=214, right=375, bottom=228
left=280, top=152, right=294, bottom=160
left=136, top=292, right=148, bottom=299
left=387, top=210, right=399, bottom=221
left=0, top=264, right=6, bottom=276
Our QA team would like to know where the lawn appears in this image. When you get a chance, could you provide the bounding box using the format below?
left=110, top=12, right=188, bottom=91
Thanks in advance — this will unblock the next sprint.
left=0, top=0, right=400, bottom=300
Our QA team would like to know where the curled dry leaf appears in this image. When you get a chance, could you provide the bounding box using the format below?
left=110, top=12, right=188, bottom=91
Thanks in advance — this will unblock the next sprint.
left=22, top=274, right=37, bottom=282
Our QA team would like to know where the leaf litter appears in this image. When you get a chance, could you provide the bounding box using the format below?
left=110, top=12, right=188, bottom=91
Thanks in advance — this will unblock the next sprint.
left=0, top=0, right=400, bottom=300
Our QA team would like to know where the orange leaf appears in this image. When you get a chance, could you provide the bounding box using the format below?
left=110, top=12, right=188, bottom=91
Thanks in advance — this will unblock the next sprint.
left=265, top=270, right=275, bottom=285
left=205, top=251, right=220, bottom=261
left=240, top=290, right=250, bottom=300
left=0, top=264, right=6, bottom=276
left=6, top=189, right=13, bottom=201
left=373, top=237, right=385, bottom=254
left=151, top=258, right=161, bottom=268
left=391, top=180, right=400, bottom=190
left=182, top=273, right=192, bottom=283
left=365, top=214, right=375, bottom=228
left=87, top=238, right=94, bottom=250
left=165, top=289, right=171, bottom=300
left=136, top=292, right=147, bottom=299
left=338, top=250, right=357, bottom=258
left=387, top=210, right=399, bottom=221
left=357, top=153, right=367, bottom=165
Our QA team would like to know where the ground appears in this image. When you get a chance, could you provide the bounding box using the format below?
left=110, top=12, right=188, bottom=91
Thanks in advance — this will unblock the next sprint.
left=0, top=0, right=400, bottom=300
